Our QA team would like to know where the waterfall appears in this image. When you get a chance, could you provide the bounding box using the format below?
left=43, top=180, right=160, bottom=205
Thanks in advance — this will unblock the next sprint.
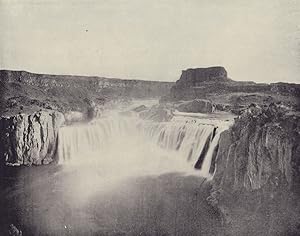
left=57, top=114, right=228, bottom=178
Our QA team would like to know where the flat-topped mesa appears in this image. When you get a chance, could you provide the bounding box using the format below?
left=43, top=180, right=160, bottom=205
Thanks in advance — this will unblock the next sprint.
left=177, top=66, right=228, bottom=87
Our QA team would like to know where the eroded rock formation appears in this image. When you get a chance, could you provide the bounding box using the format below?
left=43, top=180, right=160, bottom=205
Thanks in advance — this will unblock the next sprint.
left=213, top=103, right=300, bottom=191
left=0, top=110, right=65, bottom=166
left=163, top=66, right=300, bottom=112
left=209, top=103, right=300, bottom=235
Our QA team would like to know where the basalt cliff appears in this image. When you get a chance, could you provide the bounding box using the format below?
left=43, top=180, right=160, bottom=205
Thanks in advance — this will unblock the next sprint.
left=0, top=110, right=64, bottom=166
left=209, top=104, right=300, bottom=235
left=159, top=66, right=300, bottom=234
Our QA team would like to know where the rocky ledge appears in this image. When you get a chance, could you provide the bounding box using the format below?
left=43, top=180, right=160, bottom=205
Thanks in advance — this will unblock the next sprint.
left=138, top=105, right=174, bottom=122
left=0, top=110, right=65, bottom=166
left=209, top=103, right=300, bottom=235
left=175, top=99, right=214, bottom=113
left=162, top=66, right=300, bottom=113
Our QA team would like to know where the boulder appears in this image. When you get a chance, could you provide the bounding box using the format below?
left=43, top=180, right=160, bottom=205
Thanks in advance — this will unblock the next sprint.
left=139, top=105, right=173, bottom=122
left=176, top=99, right=214, bottom=113
left=8, top=224, right=22, bottom=236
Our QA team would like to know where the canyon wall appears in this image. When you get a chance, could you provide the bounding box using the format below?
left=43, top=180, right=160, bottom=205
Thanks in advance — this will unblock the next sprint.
left=209, top=104, right=300, bottom=235
left=0, top=70, right=173, bottom=99
left=0, top=70, right=174, bottom=116
left=0, top=110, right=65, bottom=166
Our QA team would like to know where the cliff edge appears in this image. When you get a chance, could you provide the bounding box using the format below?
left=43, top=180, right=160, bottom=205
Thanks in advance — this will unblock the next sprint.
left=209, top=103, right=300, bottom=235
left=0, top=110, right=65, bottom=166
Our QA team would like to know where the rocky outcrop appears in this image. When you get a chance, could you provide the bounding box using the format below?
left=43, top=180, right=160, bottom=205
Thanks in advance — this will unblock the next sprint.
left=175, top=99, right=214, bottom=113
left=163, top=66, right=300, bottom=112
left=177, top=67, right=228, bottom=88
left=209, top=104, right=300, bottom=235
left=213, top=103, right=300, bottom=191
left=139, top=105, right=174, bottom=122
left=0, top=110, right=65, bottom=166
left=8, top=224, right=22, bottom=236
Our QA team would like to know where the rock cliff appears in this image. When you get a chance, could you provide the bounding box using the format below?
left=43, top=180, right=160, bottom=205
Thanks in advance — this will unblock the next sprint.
left=209, top=104, right=300, bottom=235
left=0, top=110, right=65, bottom=166
left=163, top=66, right=300, bottom=112
left=177, top=67, right=228, bottom=87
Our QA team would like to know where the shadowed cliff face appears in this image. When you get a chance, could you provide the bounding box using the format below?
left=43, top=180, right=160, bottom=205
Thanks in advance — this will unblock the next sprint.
left=209, top=104, right=300, bottom=235
left=177, top=67, right=229, bottom=87
left=214, top=104, right=300, bottom=191
left=0, top=111, right=65, bottom=166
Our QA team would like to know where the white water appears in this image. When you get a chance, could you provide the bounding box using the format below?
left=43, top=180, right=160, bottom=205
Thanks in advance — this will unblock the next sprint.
left=57, top=113, right=229, bottom=179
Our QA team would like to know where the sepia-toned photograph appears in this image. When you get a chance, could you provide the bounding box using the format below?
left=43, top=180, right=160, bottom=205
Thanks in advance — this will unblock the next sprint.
left=0, top=0, right=299, bottom=235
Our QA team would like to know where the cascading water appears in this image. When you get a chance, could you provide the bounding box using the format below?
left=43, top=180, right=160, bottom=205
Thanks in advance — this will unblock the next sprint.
left=57, top=113, right=229, bottom=178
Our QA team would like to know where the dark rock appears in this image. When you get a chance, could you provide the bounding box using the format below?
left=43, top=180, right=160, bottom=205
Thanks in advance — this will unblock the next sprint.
left=176, top=99, right=214, bottom=113
left=177, top=67, right=228, bottom=87
left=84, top=99, right=99, bottom=120
left=132, top=105, right=147, bottom=112
left=139, top=105, right=173, bottom=122
left=8, top=224, right=22, bottom=236
left=165, top=66, right=300, bottom=111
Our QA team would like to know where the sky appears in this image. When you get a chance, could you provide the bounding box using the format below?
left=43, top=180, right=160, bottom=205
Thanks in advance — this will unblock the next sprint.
left=0, top=0, right=299, bottom=83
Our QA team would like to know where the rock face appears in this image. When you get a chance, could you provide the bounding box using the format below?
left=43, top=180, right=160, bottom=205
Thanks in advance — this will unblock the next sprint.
left=210, top=104, right=300, bottom=235
left=0, top=110, right=65, bottom=166
left=139, top=105, right=174, bottom=122
left=163, top=66, right=300, bottom=112
left=213, top=103, right=300, bottom=191
left=176, top=99, right=213, bottom=113
left=177, top=67, right=228, bottom=87
left=0, top=70, right=173, bottom=110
